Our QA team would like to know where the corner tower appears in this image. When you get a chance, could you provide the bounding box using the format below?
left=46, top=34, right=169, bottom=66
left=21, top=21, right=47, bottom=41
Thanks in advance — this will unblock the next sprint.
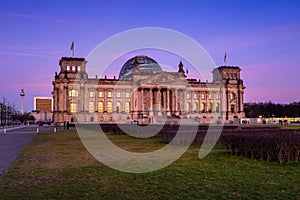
left=212, top=66, right=245, bottom=122
left=52, top=57, right=87, bottom=124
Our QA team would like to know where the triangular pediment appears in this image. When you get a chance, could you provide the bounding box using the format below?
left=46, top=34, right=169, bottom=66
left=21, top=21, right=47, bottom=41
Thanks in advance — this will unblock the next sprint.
left=138, top=72, right=188, bottom=88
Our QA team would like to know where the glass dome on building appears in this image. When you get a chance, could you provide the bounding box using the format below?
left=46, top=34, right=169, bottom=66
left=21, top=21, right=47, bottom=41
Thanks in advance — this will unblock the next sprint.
left=118, top=55, right=162, bottom=79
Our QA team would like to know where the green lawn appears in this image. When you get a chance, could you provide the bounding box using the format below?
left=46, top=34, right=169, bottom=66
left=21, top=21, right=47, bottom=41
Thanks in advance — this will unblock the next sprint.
left=0, top=130, right=299, bottom=199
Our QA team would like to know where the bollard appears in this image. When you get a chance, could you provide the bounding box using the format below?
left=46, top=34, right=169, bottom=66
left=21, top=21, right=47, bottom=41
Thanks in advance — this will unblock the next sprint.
left=37, top=127, right=39, bottom=133
left=3, top=129, right=6, bottom=134
left=54, top=127, right=57, bottom=133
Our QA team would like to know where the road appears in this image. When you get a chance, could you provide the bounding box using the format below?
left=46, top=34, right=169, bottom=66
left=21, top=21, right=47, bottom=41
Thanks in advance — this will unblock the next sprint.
left=0, top=126, right=38, bottom=177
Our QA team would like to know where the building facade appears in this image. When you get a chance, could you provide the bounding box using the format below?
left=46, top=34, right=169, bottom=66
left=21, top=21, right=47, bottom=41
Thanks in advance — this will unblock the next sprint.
left=52, top=56, right=245, bottom=124
left=31, top=97, right=53, bottom=123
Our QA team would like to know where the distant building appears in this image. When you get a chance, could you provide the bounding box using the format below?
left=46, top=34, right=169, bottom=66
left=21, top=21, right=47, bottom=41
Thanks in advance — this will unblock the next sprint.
left=31, top=97, right=53, bottom=123
left=0, top=102, right=15, bottom=126
left=34, top=97, right=53, bottom=112
left=52, top=56, right=245, bottom=124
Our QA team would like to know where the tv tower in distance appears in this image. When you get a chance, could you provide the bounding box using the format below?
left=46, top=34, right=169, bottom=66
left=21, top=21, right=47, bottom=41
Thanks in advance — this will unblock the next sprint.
left=20, top=78, right=25, bottom=115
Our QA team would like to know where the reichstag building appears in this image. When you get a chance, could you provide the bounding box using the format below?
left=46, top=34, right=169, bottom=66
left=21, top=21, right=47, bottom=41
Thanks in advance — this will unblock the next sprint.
left=52, top=55, right=245, bottom=124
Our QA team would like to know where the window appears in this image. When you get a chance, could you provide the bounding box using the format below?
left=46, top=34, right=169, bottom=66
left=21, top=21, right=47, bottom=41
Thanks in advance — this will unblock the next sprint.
left=77, top=66, right=81, bottom=71
left=208, top=93, right=212, bottom=99
left=98, top=102, right=103, bottom=113
left=72, top=66, right=76, bottom=71
left=201, top=93, right=205, bottom=100
left=215, top=93, right=220, bottom=100
left=186, top=102, right=190, bottom=112
left=186, top=93, right=190, bottom=99
left=107, top=102, right=112, bottom=113
left=125, top=102, right=130, bottom=113
left=230, top=93, right=235, bottom=100
left=108, top=91, right=112, bottom=98
left=193, top=93, right=197, bottom=100
left=116, top=92, right=121, bottom=98
left=116, top=101, right=121, bottom=113
left=69, top=89, right=78, bottom=97
left=89, top=91, right=94, bottom=98
left=99, top=91, right=103, bottom=98
left=193, top=103, right=197, bottom=112
left=90, top=117, right=94, bottom=122
left=231, top=104, right=235, bottom=113
left=70, top=103, right=77, bottom=113
left=125, top=92, right=130, bottom=98
left=89, top=102, right=94, bottom=113
left=208, top=103, right=212, bottom=113
left=66, top=66, right=70, bottom=71
left=216, top=103, right=220, bottom=113
left=200, top=103, right=205, bottom=112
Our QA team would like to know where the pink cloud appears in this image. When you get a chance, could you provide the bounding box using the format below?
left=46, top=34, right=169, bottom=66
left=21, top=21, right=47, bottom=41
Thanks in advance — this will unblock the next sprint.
left=0, top=10, right=72, bottom=24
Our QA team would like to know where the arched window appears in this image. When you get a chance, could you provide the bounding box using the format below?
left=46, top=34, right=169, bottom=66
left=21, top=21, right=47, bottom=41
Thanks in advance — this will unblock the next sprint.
left=193, top=103, right=198, bottom=112
left=69, top=89, right=78, bottom=97
left=230, top=93, right=236, bottom=100
left=89, top=102, right=94, bottom=113
left=116, top=101, right=121, bottom=113
left=231, top=104, right=235, bottom=113
left=107, top=102, right=112, bottom=113
left=215, top=103, right=220, bottom=113
left=125, top=102, right=130, bottom=113
left=70, top=103, right=77, bottom=113
left=98, top=101, right=103, bottom=113
left=186, top=102, right=190, bottom=112
left=208, top=103, right=212, bottom=113
left=200, top=103, right=205, bottom=112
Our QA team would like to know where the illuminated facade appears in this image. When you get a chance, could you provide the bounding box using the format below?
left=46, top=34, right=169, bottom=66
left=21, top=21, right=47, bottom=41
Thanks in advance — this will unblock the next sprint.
left=52, top=56, right=245, bottom=124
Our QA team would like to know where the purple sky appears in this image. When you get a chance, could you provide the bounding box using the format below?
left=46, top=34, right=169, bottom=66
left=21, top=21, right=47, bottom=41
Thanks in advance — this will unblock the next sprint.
left=0, top=0, right=300, bottom=112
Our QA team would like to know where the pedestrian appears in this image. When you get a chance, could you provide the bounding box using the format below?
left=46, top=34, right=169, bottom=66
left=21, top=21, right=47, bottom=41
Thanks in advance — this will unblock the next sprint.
left=66, top=121, right=69, bottom=130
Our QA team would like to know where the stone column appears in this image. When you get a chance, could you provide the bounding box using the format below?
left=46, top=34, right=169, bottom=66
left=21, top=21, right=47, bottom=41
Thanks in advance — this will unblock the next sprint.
left=170, top=89, right=174, bottom=113
left=221, top=86, right=227, bottom=121
left=113, top=89, right=116, bottom=112
left=175, top=89, right=178, bottom=115
left=149, top=88, right=153, bottom=111
left=205, top=91, right=208, bottom=113
left=84, top=87, right=88, bottom=113
left=104, top=89, right=107, bottom=112
left=122, top=89, right=125, bottom=112
left=55, top=88, right=59, bottom=112
left=240, top=91, right=244, bottom=112
left=162, top=89, right=166, bottom=111
left=140, top=88, right=145, bottom=113
left=183, top=90, right=187, bottom=113
left=64, top=85, right=68, bottom=112
left=166, top=89, right=170, bottom=116
left=191, top=91, right=194, bottom=113
left=157, top=88, right=161, bottom=115
left=95, top=89, right=98, bottom=112
left=212, top=92, right=215, bottom=113
left=198, top=92, right=201, bottom=113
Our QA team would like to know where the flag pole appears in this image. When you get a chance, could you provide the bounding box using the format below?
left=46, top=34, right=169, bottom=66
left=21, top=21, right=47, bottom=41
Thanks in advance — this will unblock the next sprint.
left=70, top=41, right=74, bottom=57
